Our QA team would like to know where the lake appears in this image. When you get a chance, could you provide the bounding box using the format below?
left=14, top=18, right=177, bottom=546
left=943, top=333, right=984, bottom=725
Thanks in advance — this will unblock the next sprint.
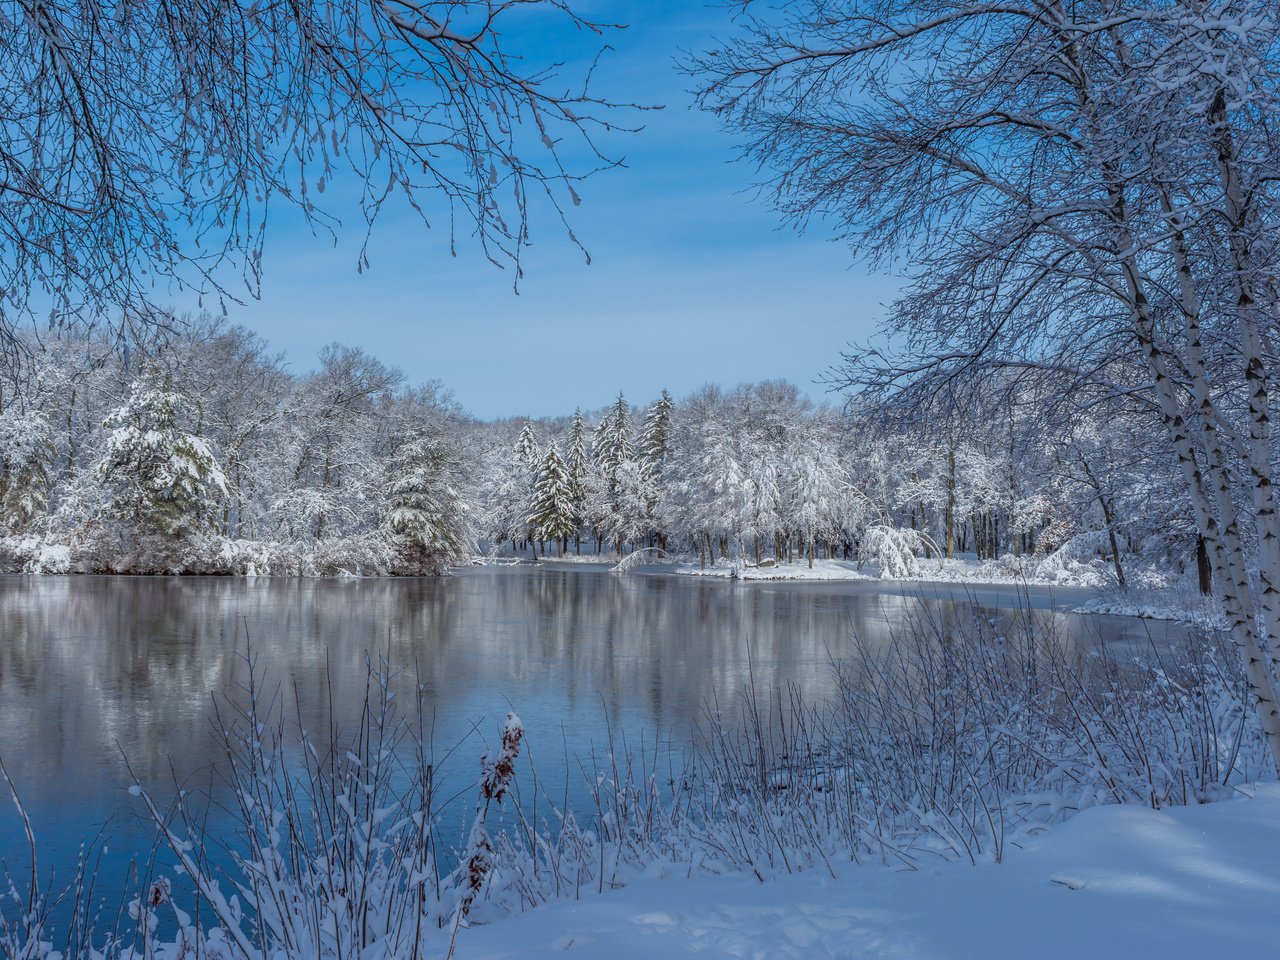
left=0, top=566, right=1186, bottom=916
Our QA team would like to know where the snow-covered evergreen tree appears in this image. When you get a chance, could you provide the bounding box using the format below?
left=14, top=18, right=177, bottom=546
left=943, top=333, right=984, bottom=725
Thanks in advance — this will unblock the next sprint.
left=0, top=409, right=52, bottom=532
left=593, top=393, right=634, bottom=483
left=385, top=432, right=470, bottom=574
left=638, top=390, right=673, bottom=478
left=514, top=421, right=540, bottom=472
left=528, top=444, right=576, bottom=556
left=635, top=390, right=674, bottom=546
left=565, top=409, right=589, bottom=551
left=98, top=377, right=227, bottom=541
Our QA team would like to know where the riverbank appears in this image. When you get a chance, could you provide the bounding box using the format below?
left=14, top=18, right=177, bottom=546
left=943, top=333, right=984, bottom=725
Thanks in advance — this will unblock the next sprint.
left=449, top=783, right=1280, bottom=959
left=663, top=553, right=1111, bottom=586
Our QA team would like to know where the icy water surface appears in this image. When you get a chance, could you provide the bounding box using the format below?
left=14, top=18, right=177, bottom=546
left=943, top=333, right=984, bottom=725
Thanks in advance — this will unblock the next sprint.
left=0, top=567, right=1186, bottom=911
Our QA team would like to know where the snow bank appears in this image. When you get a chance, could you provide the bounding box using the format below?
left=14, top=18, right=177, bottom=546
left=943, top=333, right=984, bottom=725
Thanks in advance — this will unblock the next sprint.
left=0, top=532, right=452, bottom=577
left=667, top=552, right=1101, bottom=587
left=672, top=558, right=873, bottom=581
left=1075, top=583, right=1228, bottom=630
left=454, top=784, right=1280, bottom=960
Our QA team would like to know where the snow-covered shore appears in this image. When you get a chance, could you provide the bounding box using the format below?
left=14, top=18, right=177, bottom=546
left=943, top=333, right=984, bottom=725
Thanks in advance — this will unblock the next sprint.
left=662, top=553, right=1108, bottom=587
left=671, top=557, right=874, bottom=581
left=656, top=555, right=1113, bottom=596
left=1073, top=593, right=1228, bottom=630
left=449, top=784, right=1280, bottom=960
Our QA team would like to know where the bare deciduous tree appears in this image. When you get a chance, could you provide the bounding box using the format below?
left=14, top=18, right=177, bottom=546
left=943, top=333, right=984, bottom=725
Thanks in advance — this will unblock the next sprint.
left=691, top=0, right=1280, bottom=769
left=1, top=0, right=633, bottom=346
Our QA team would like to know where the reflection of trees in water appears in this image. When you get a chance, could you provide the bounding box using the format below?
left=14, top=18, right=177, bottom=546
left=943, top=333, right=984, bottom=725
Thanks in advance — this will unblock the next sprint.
left=0, top=572, right=1181, bottom=816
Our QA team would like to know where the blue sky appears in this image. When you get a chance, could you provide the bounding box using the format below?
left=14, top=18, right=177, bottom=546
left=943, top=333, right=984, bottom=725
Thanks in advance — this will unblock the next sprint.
left=228, top=2, right=897, bottom=420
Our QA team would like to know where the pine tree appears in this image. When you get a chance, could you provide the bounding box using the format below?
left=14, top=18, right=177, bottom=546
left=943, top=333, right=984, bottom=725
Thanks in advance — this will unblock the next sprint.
left=527, top=444, right=576, bottom=557
left=514, top=421, right=540, bottom=471
left=636, top=390, right=674, bottom=547
left=590, top=413, right=613, bottom=469
left=508, top=421, right=541, bottom=552
left=589, top=394, right=635, bottom=553
left=0, top=410, right=52, bottom=532
left=638, top=390, right=673, bottom=480
left=99, top=378, right=227, bottom=539
left=385, top=433, right=469, bottom=573
left=605, top=393, right=634, bottom=468
left=566, top=409, right=589, bottom=552
left=592, top=393, right=634, bottom=491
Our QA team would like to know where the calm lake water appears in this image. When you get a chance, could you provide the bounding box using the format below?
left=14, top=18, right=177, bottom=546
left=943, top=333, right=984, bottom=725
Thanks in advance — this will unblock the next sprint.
left=0, top=566, right=1186, bottom=913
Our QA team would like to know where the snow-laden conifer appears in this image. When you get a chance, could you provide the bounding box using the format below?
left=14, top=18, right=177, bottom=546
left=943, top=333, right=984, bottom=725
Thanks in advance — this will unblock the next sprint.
left=98, top=377, right=227, bottom=540
left=528, top=444, right=576, bottom=556
left=0, top=409, right=52, bottom=532
left=638, top=389, right=673, bottom=480
left=565, top=409, right=589, bottom=551
left=593, top=393, right=634, bottom=481
left=385, top=432, right=470, bottom=574
left=514, top=421, right=540, bottom=472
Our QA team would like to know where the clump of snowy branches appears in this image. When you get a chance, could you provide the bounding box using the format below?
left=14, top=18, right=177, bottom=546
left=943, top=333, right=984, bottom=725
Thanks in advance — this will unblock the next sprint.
left=861, top=523, right=936, bottom=579
left=1032, top=531, right=1113, bottom=586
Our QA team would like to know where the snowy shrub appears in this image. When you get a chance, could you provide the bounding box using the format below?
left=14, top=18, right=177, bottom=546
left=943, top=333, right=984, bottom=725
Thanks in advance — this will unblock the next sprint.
left=1033, top=530, right=1110, bottom=585
left=665, top=613, right=1265, bottom=873
left=1083, top=579, right=1227, bottom=630
left=28, top=541, right=71, bottom=575
left=0, top=535, right=71, bottom=574
left=861, top=523, right=935, bottom=579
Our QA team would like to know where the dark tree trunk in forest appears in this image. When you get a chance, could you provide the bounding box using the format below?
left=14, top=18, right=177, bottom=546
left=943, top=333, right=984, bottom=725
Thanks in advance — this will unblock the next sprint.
left=1197, top=536, right=1213, bottom=596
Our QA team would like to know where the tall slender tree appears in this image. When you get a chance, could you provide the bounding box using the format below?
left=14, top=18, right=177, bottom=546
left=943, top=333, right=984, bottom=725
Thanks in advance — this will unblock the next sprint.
left=528, top=444, right=576, bottom=557
left=566, top=409, right=589, bottom=553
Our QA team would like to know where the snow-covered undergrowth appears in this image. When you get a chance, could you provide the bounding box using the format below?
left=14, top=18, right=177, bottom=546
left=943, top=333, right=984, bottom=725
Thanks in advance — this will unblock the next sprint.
left=671, top=557, right=873, bottom=581
left=1, top=614, right=1267, bottom=959
left=0, top=531, right=450, bottom=576
left=1076, top=580, right=1228, bottom=629
left=873, top=547, right=1109, bottom=587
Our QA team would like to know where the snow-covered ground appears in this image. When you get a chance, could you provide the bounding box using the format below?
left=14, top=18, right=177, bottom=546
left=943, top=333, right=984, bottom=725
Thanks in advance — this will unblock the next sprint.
left=664, top=553, right=1100, bottom=586
left=672, top=557, right=874, bottom=581
left=1074, top=594, right=1228, bottom=630
left=450, top=785, right=1280, bottom=960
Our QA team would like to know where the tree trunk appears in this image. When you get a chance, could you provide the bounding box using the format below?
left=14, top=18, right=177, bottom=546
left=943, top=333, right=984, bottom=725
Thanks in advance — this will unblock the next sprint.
left=1113, top=180, right=1280, bottom=771
left=1197, top=536, right=1212, bottom=596
left=945, top=444, right=956, bottom=559
left=1209, top=90, right=1280, bottom=680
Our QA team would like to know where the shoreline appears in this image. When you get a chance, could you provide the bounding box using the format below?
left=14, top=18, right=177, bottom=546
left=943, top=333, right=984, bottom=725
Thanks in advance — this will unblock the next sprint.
left=0, top=554, right=1219, bottom=627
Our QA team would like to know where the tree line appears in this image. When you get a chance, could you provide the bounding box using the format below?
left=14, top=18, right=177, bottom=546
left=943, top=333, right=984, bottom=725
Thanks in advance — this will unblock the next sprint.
left=1, top=319, right=1187, bottom=585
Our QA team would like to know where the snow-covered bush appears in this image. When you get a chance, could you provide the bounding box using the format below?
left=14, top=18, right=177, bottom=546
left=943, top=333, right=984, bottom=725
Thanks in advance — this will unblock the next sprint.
left=861, top=523, right=933, bottom=579
left=0, top=535, right=71, bottom=573
left=1033, top=530, right=1110, bottom=585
